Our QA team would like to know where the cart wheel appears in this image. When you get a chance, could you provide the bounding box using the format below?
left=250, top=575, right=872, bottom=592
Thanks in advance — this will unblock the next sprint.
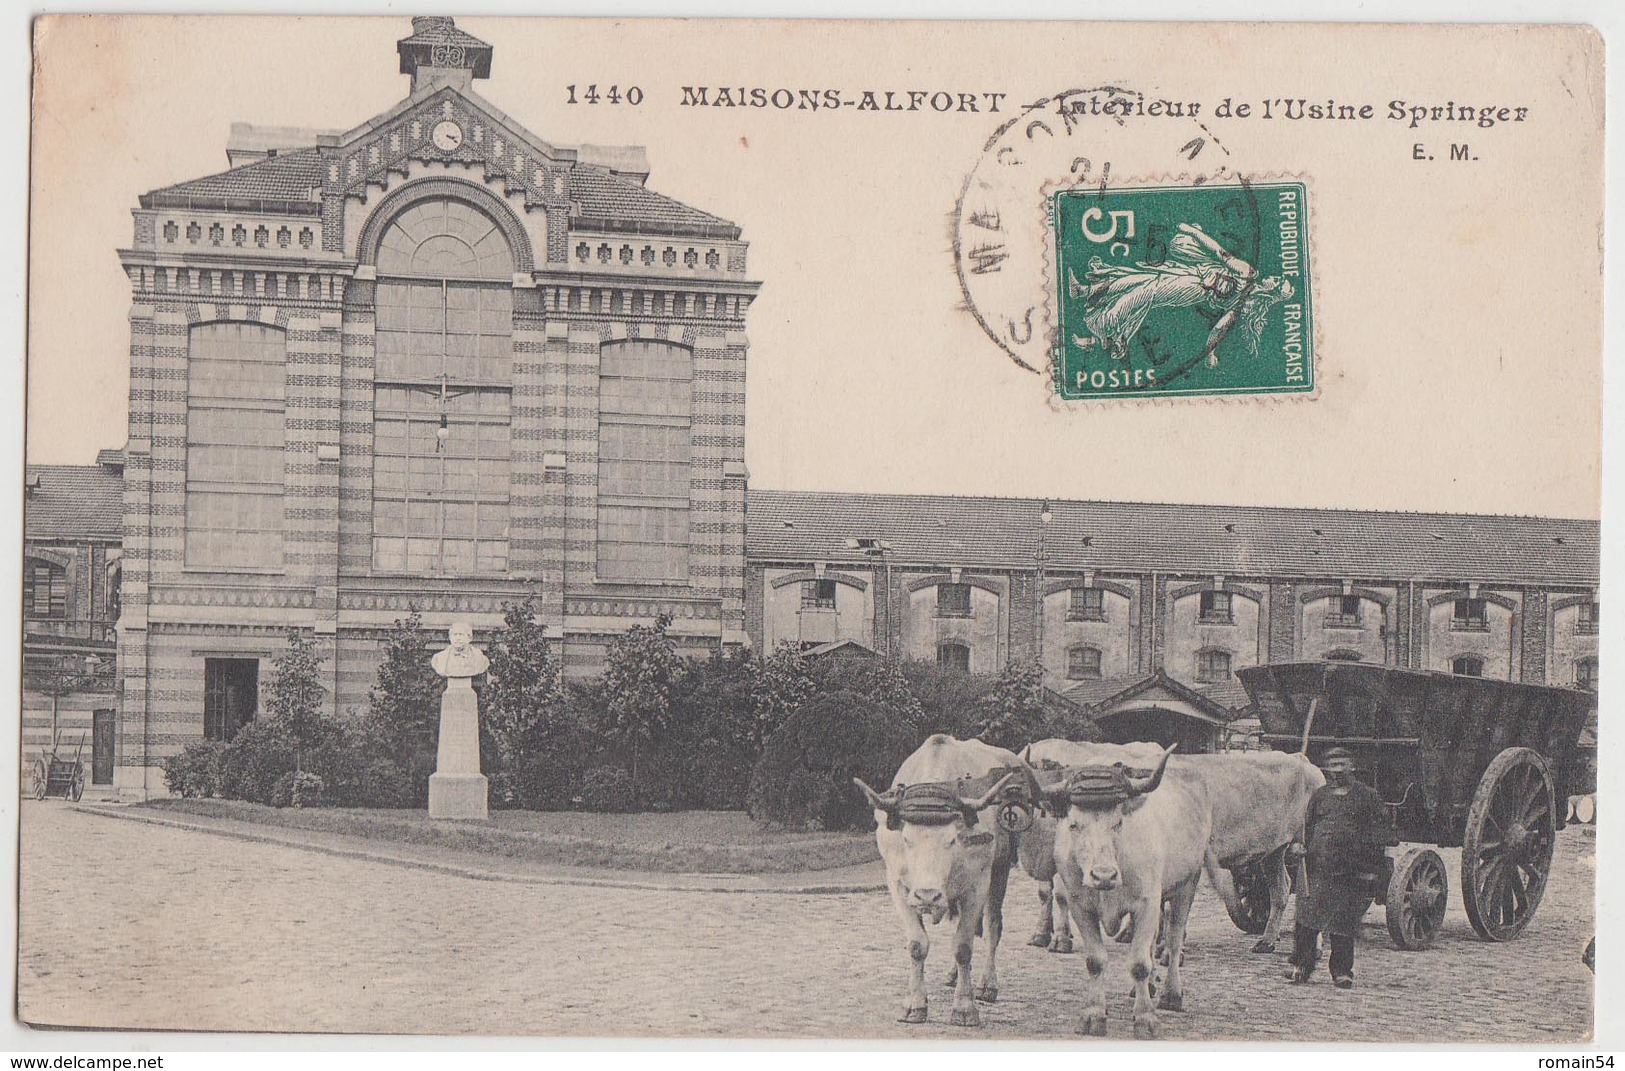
left=1223, top=860, right=1273, bottom=935
left=1386, top=847, right=1448, bottom=950
left=1461, top=746, right=1556, bottom=941
left=69, top=773, right=84, bottom=803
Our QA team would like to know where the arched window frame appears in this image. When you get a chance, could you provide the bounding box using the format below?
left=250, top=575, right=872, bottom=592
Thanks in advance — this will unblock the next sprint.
left=370, top=195, right=518, bottom=577
left=1450, top=655, right=1485, bottom=677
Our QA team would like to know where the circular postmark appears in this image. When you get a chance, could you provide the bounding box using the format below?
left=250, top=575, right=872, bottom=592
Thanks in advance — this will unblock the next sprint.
left=952, top=86, right=1306, bottom=400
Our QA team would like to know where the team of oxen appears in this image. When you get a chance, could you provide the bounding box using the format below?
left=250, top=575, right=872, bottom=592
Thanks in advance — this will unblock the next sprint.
left=854, top=734, right=1324, bottom=1038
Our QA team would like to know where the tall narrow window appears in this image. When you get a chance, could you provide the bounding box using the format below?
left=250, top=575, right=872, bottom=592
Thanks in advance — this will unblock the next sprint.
left=23, top=559, right=67, bottom=619
left=186, top=322, right=286, bottom=570
left=597, top=340, right=693, bottom=581
left=372, top=199, right=514, bottom=575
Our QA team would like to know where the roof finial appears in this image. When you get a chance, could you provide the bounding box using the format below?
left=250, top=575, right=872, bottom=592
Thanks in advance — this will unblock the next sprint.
left=397, top=16, right=493, bottom=95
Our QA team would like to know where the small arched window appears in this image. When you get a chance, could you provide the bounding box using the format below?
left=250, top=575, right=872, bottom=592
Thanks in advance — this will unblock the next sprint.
left=937, top=642, right=971, bottom=673
left=1324, top=649, right=1364, bottom=662
left=1451, top=655, right=1484, bottom=677
left=1196, top=647, right=1233, bottom=683
left=24, top=558, right=67, bottom=619
left=1066, top=645, right=1103, bottom=680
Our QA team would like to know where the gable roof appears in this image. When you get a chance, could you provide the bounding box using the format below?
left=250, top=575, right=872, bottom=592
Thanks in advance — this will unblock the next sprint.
left=140, top=147, right=325, bottom=213
left=25, top=464, right=123, bottom=543
left=1059, top=671, right=1234, bottom=725
left=568, top=165, right=739, bottom=238
left=745, top=489, right=1600, bottom=587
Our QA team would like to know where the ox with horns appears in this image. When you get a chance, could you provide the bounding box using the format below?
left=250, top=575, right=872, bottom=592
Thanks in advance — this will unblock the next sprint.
left=1019, top=742, right=1323, bottom=956
left=854, top=734, right=1030, bottom=1027
left=1027, top=744, right=1205, bottom=1039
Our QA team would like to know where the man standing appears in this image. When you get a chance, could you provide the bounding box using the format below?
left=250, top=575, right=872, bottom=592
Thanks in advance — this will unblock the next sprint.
left=1284, top=747, right=1392, bottom=988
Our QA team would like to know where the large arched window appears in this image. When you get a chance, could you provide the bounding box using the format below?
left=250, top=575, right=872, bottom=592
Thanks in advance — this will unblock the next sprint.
left=372, top=198, right=515, bottom=575
left=597, top=339, right=693, bottom=582
left=186, top=322, right=286, bottom=570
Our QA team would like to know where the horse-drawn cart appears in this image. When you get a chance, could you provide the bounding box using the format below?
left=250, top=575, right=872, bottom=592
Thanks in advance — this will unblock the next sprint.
left=1236, top=661, right=1595, bottom=950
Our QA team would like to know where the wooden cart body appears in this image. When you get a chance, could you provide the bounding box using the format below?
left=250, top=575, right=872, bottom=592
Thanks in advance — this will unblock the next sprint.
left=1236, top=661, right=1595, bottom=947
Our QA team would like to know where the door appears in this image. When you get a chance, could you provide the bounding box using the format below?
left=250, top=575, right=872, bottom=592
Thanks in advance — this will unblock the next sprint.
left=91, top=709, right=115, bottom=785
left=203, top=658, right=259, bottom=741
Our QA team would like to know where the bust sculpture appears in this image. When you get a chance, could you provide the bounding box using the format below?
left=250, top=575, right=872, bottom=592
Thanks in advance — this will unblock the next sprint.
left=431, top=621, right=489, bottom=679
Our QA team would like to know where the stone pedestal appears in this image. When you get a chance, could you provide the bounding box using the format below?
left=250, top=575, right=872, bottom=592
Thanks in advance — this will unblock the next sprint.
left=428, top=677, right=488, bottom=819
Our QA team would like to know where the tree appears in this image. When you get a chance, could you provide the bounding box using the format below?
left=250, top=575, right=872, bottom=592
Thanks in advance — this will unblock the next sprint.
left=970, top=658, right=1051, bottom=750
left=265, top=629, right=328, bottom=771
left=601, top=611, right=684, bottom=801
left=744, top=642, right=814, bottom=753
left=363, top=610, right=445, bottom=802
left=483, top=593, right=568, bottom=807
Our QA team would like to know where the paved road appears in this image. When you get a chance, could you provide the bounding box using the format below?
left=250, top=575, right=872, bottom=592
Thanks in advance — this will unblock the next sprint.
left=18, top=802, right=1594, bottom=1041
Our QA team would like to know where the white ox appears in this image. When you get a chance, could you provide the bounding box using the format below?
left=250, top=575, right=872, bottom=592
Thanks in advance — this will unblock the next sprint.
left=855, top=734, right=1021, bottom=1027
left=1018, top=739, right=1164, bottom=953
left=1031, top=745, right=1201, bottom=1039
left=1018, top=741, right=1323, bottom=955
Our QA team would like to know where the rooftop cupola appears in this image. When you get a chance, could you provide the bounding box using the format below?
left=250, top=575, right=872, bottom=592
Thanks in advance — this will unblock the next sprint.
left=397, top=16, right=493, bottom=95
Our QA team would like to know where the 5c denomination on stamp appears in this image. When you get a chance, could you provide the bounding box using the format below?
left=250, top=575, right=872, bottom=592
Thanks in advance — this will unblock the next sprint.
left=1051, top=180, right=1313, bottom=399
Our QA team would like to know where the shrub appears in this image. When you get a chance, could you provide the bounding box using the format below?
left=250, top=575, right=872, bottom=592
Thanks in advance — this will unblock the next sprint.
left=162, top=740, right=229, bottom=798
left=747, top=690, right=919, bottom=831
left=357, top=758, right=414, bottom=809
left=216, top=721, right=298, bottom=805
left=577, top=765, right=636, bottom=812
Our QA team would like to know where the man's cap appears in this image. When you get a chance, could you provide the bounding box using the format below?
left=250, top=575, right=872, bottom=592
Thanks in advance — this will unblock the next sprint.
left=1321, top=746, right=1354, bottom=762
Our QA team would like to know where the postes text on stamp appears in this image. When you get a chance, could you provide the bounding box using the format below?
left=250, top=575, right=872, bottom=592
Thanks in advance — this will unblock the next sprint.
left=1051, top=181, right=1313, bottom=399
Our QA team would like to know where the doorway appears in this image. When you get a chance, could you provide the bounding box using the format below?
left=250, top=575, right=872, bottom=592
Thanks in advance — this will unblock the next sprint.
left=92, top=709, right=115, bottom=785
left=203, top=658, right=259, bottom=742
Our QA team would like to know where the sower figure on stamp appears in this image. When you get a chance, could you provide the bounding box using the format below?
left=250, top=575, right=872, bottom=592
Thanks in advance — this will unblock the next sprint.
left=1283, top=747, right=1393, bottom=988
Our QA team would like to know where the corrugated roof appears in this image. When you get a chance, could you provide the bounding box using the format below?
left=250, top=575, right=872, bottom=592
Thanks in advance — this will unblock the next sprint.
left=140, top=147, right=325, bottom=210
left=569, top=165, right=739, bottom=238
left=745, top=490, right=1600, bottom=586
left=25, top=465, right=123, bottom=543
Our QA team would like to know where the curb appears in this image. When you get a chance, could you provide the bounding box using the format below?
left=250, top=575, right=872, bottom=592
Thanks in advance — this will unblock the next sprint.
left=70, top=804, right=889, bottom=896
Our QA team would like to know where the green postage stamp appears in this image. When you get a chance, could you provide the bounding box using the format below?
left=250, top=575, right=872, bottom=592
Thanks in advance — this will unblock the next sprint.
left=1051, top=181, right=1313, bottom=400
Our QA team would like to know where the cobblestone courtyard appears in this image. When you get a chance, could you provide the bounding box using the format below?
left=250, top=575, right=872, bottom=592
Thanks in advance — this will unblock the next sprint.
left=18, top=802, right=1595, bottom=1041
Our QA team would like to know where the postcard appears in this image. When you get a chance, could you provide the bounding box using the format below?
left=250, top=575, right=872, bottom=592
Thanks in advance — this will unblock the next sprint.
left=19, top=15, right=1602, bottom=1043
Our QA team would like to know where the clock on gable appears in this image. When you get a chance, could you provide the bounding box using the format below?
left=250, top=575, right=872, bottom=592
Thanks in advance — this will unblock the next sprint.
left=431, top=120, right=464, bottom=152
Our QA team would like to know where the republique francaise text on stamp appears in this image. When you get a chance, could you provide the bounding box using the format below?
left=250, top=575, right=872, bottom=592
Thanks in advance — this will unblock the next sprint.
left=1050, top=180, right=1313, bottom=400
